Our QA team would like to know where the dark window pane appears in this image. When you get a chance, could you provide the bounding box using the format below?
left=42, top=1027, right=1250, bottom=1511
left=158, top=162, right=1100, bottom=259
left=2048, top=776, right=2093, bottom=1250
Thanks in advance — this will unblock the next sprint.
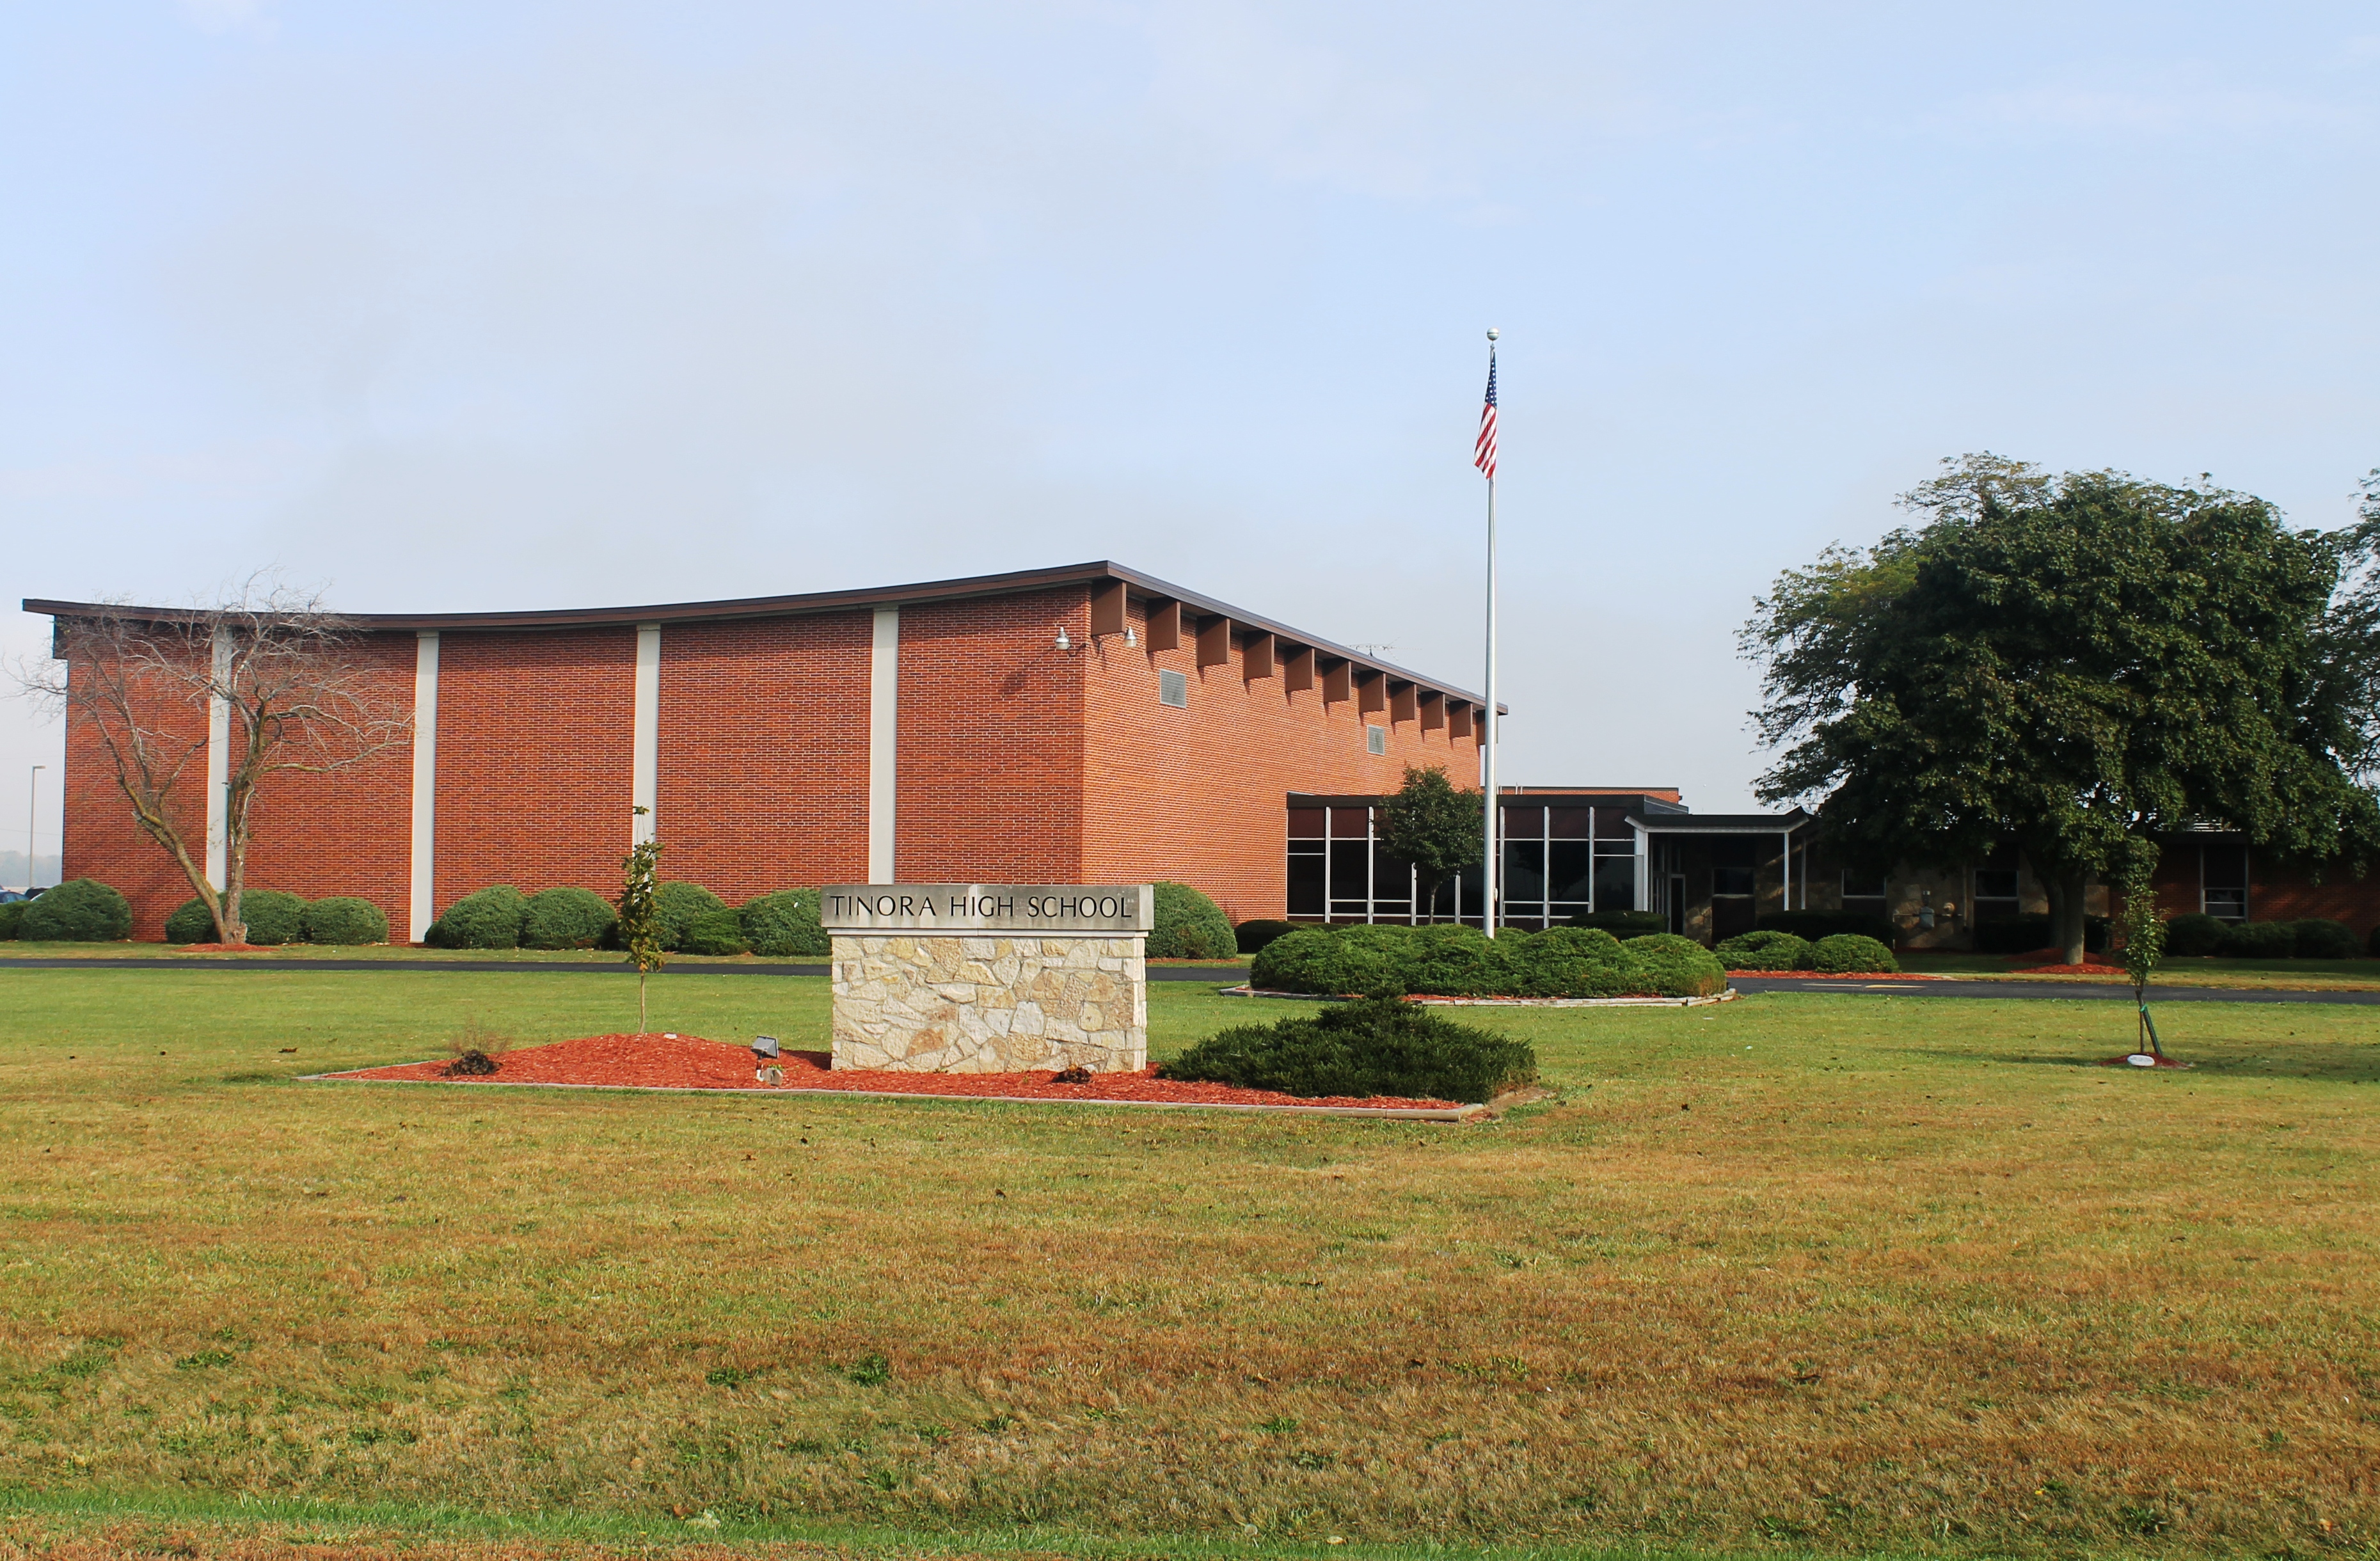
left=1329, top=840, right=1370, bottom=899
left=1594, top=806, right=1631, bottom=839
left=1548, top=841, right=1594, bottom=903
left=1840, top=869, right=1887, bottom=899
left=1503, top=805, right=1544, bottom=840
left=1330, top=807, right=1371, bottom=839
left=1594, top=855, right=1637, bottom=912
left=1503, top=839, right=1546, bottom=903
left=1371, top=849, right=1413, bottom=915
left=2202, top=846, right=2248, bottom=890
left=1548, top=807, right=1593, bottom=839
left=1712, top=865, right=1755, bottom=897
left=1974, top=869, right=2019, bottom=901
left=1287, top=852, right=1325, bottom=915
left=1289, top=807, right=1326, bottom=839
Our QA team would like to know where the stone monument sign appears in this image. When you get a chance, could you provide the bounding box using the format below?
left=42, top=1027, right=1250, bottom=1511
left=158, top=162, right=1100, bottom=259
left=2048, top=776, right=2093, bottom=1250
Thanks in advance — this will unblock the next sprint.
left=821, top=884, right=1155, bottom=1074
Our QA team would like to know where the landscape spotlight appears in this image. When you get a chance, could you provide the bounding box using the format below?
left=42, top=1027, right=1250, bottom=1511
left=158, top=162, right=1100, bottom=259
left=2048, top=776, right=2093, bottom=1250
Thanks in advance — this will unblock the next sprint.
left=751, top=1036, right=780, bottom=1061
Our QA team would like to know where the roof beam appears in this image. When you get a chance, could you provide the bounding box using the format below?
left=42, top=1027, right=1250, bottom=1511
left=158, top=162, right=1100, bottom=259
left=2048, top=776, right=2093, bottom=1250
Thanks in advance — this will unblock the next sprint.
left=1282, top=644, right=1315, bottom=693
left=1242, top=630, right=1275, bottom=681
left=1195, top=615, right=1232, bottom=670
left=1144, top=600, right=1182, bottom=653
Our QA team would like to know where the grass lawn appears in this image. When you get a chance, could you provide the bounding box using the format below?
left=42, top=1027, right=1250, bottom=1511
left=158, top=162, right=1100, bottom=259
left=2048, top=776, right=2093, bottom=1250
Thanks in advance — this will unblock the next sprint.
left=1, top=969, right=2375, bottom=1560
left=1899, top=951, right=2380, bottom=989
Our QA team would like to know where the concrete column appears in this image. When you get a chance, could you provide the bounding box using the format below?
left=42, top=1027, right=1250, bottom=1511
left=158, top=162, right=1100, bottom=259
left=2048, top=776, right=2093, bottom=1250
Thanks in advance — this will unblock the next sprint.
left=407, top=631, right=440, bottom=942
left=868, top=606, right=900, bottom=882
left=632, top=623, right=661, bottom=846
left=204, top=626, right=232, bottom=890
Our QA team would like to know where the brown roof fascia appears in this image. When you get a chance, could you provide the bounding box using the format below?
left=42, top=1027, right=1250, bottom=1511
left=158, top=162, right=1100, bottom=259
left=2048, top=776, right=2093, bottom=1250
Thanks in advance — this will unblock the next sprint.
left=27, top=559, right=1491, bottom=707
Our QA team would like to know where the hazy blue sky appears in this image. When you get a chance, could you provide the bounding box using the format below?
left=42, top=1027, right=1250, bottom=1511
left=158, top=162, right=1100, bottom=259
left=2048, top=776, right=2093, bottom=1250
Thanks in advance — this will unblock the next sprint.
left=6, top=2, right=2377, bottom=869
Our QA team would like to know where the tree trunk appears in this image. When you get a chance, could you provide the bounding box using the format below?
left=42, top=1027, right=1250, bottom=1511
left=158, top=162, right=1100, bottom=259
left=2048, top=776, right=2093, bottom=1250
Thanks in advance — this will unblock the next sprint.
left=2043, top=866, right=2089, bottom=965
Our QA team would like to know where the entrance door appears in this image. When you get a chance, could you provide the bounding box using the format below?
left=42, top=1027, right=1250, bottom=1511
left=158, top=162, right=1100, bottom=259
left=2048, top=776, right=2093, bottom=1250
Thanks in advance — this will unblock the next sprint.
left=1708, top=836, right=1759, bottom=942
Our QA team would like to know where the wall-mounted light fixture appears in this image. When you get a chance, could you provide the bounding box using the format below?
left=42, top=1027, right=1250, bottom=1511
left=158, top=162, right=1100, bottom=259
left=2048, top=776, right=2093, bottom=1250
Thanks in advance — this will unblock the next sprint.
left=1055, top=627, right=1073, bottom=651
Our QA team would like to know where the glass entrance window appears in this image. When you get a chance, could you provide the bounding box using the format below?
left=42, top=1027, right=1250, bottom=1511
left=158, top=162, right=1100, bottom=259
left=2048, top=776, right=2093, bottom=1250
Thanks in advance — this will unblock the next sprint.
left=2202, top=845, right=2249, bottom=921
left=1972, top=848, right=2021, bottom=923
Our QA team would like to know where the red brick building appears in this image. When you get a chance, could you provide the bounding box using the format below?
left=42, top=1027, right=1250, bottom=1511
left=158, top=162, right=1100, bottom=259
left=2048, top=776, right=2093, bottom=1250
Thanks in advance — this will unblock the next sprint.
left=33, top=562, right=1492, bottom=941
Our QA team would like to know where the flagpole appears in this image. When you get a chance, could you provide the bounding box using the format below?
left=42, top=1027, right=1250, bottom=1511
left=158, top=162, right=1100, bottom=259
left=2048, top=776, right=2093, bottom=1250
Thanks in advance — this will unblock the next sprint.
left=1480, top=328, right=1500, bottom=938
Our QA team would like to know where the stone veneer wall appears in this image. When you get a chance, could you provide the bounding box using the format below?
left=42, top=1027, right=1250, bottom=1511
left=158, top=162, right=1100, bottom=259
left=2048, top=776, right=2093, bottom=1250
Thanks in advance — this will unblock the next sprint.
left=830, top=933, right=1147, bottom=1073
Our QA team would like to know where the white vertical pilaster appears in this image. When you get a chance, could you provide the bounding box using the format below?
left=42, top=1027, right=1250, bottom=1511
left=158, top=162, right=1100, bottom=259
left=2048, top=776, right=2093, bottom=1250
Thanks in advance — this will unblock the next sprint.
left=632, top=623, right=661, bottom=845
left=407, top=632, right=440, bottom=942
left=868, top=606, right=900, bottom=883
left=204, top=626, right=232, bottom=890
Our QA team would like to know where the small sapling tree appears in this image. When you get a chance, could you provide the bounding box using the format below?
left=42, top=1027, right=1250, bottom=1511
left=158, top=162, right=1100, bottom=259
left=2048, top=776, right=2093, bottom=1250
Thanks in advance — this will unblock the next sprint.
left=618, top=809, right=665, bottom=1034
left=1377, top=765, right=1485, bottom=925
left=2118, top=841, right=2168, bottom=1061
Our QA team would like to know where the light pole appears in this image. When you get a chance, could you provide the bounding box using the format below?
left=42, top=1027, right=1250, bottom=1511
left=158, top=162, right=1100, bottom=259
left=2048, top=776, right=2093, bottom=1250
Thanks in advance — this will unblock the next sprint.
left=25, top=765, right=44, bottom=894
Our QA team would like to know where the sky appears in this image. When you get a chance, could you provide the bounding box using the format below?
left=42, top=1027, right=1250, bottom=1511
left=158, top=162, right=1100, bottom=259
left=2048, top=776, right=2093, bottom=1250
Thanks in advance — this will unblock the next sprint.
left=4, top=1, right=2378, bottom=877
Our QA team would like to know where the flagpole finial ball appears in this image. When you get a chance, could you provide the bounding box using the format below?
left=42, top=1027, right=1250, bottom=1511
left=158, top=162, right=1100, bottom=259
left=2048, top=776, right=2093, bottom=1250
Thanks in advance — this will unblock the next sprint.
left=1486, top=327, right=1500, bottom=342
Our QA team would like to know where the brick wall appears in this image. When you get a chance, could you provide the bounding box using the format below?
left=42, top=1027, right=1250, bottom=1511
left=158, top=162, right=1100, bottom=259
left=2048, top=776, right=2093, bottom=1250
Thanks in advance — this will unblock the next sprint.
left=60, top=654, right=212, bottom=941
left=658, top=613, right=872, bottom=900
left=891, top=590, right=1088, bottom=884
left=1081, top=595, right=1480, bottom=923
left=431, top=627, right=637, bottom=914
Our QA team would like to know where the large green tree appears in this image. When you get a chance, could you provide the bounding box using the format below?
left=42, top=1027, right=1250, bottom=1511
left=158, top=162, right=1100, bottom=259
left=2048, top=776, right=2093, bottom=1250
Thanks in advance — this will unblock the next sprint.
left=1377, top=764, right=1485, bottom=923
left=1743, top=454, right=2380, bottom=965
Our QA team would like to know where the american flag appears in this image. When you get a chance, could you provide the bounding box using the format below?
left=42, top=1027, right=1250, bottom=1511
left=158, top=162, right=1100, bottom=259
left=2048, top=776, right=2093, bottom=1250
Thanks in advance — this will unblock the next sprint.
left=1474, top=351, right=1498, bottom=480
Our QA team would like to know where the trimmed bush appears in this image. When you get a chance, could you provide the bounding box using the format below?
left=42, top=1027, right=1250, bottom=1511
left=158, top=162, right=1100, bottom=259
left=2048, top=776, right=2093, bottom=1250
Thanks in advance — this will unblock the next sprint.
left=164, top=897, right=218, bottom=944
left=1150, top=882, right=1237, bottom=960
left=1809, top=933, right=1899, bottom=974
left=681, top=908, right=750, bottom=956
left=2289, top=918, right=2358, bottom=960
left=430, top=885, right=528, bottom=949
left=1234, top=918, right=1299, bottom=955
left=1248, top=923, right=1724, bottom=1000
left=1714, top=928, right=1813, bottom=971
left=2223, top=920, right=2297, bottom=959
left=1160, top=992, right=1537, bottom=1104
left=1757, top=908, right=1894, bottom=946
left=2163, top=913, right=2229, bottom=957
left=1973, top=914, right=2111, bottom=956
left=521, top=886, right=616, bottom=950
left=0, top=901, right=24, bottom=940
left=234, top=890, right=307, bottom=946
left=741, top=890, right=828, bottom=957
left=21, top=878, right=132, bottom=942
left=1568, top=910, right=1667, bottom=937
left=302, top=896, right=390, bottom=946
left=653, top=882, right=728, bottom=952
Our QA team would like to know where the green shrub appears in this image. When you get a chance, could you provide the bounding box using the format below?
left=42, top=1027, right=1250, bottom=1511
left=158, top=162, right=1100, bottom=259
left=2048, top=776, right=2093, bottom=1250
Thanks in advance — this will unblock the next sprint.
left=653, top=882, right=728, bottom=951
left=1567, top=909, right=1667, bottom=937
left=2222, top=920, right=2297, bottom=959
left=521, top=886, right=615, bottom=950
left=0, top=901, right=24, bottom=940
left=429, top=885, right=528, bottom=949
left=302, top=896, right=390, bottom=946
left=21, top=879, right=132, bottom=942
left=1758, top=908, right=1895, bottom=946
left=1234, top=919, right=1299, bottom=955
left=2163, top=913, right=2229, bottom=957
left=2289, top=918, right=2358, bottom=960
left=1160, top=993, right=1537, bottom=1104
left=1714, top=928, right=1813, bottom=971
left=235, top=890, right=307, bottom=946
left=740, top=890, right=828, bottom=958
left=681, top=908, right=750, bottom=956
left=1809, top=933, right=1898, bottom=974
left=1248, top=923, right=1725, bottom=1000
left=1150, top=881, right=1236, bottom=960
left=164, top=897, right=218, bottom=944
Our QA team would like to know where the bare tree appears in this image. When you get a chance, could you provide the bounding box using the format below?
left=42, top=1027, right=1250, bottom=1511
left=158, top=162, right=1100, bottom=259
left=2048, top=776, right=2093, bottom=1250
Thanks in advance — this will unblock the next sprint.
left=16, top=582, right=411, bottom=945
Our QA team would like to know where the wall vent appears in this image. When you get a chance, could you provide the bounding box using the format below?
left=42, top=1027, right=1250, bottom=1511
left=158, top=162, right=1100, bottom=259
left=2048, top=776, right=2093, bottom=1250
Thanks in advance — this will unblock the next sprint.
left=1159, top=669, right=1188, bottom=708
left=1365, top=724, right=1387, bottom=755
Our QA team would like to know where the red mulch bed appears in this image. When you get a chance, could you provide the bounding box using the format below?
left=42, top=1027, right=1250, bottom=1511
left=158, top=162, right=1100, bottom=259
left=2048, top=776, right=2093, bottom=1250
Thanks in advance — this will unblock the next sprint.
left=174, top=942, right=276, bottom=953
left=324, top=1033, right=1464, bottom=1111
left=1726, top=969, right=1937, bottom=980
left=2011, top=961, right=2132, bottom=976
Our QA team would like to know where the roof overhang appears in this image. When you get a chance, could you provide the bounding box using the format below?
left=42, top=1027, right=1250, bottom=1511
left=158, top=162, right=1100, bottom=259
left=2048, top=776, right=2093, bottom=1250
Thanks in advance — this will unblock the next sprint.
left=27, top=559, right=1493, bottom=710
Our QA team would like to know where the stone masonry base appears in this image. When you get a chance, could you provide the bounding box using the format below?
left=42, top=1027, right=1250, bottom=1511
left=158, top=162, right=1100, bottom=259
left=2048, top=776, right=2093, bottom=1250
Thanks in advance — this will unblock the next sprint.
left=830, top=933, right=1148, bottom=1073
